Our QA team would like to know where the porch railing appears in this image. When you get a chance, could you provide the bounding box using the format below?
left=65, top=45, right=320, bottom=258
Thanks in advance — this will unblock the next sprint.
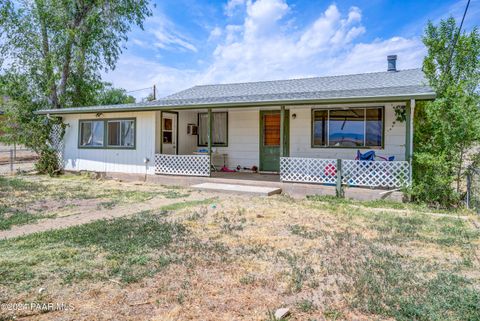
left=280, top=157, right=337, bottom=184
left=342, top=160, right=410, bottom=188
left=154, top=154, right=210, bottom=177
left=280, top=157, right=410, bottom=189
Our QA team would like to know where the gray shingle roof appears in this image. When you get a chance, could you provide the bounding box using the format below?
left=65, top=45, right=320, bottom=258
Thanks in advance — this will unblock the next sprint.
left=37, top=69, right=434, bottom=115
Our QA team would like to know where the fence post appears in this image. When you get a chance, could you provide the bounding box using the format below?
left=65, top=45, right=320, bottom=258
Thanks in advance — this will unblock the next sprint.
left=336, top=159, right=344, bottom=198
left=9, top=149, right=13, bottom=173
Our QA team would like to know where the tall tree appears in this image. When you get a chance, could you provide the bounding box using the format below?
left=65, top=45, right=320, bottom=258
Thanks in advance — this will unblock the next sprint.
left=0, top=0, right=151, bottom=175
left=0, top=0, right=151, bottom=109
left=413, top=17, right=480, bottom=207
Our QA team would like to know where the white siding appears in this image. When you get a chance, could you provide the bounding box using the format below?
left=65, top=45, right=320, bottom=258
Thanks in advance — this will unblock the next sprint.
left=61, top=102, right=407, bottom=175
left=177, top=110, right=198, bottom=155
left=62, top=111, right=156, bottom=174
left=215, top=109, right=260, bottom=168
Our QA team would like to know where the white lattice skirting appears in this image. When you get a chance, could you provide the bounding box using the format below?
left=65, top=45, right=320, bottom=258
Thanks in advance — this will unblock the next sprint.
left=280, top=157, right=337, bottom=184
left=280, top=157, right=410, bottom=188
left=50, top=124, right=65, bottom=169
left=155, top=154, right=210, bottom=177
left=342, top=160, right=410, bottom=188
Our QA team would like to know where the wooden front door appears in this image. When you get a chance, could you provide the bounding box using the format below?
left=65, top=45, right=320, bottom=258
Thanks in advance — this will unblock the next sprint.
left=260, top=110, right=289, bottom=172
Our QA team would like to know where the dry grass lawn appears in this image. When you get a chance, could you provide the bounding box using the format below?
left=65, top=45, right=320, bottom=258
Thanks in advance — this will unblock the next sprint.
left=0, top=174, right=479, bottom=321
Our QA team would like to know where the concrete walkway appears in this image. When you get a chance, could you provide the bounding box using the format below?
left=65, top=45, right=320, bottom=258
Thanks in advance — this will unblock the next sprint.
left=0, top=193, right=211, bottom=240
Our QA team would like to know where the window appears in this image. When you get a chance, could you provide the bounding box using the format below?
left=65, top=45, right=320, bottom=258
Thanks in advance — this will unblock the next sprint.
left=79, top=121, right=104, bottom=147
left=79, top=118, right=135, bottom=149
left=198, top=112, right=228, bottom=146
left=312, top=107, right=383, bottom=148
left=107, top=120, right=135, bottom=147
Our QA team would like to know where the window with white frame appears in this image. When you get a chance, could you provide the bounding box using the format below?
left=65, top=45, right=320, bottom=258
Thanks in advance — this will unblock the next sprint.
left=198, top=112, right=228, bottom=147
left=312, top=107, right=383, bottom=148
left=79, top=118, right=135, bottom=148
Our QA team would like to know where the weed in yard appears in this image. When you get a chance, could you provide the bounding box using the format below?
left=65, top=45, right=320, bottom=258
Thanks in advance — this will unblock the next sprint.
left=277, top=251, right=315, bottom=293
left=221, top=216, right=246, bottom=234
left=239, top=273, right=256, bottom=285
left=160, top=190, right=190, bottom=199
left=0, top=206, right=44, bottom=230
left=323, top=307, right=345, bottom=320
left=289, top=224, right=323, bottom=239
left=296, top=299, right=316, bottom=312
left=96, top=201, right=117, bottom=210
left=161, top=198, right=216, bottom=211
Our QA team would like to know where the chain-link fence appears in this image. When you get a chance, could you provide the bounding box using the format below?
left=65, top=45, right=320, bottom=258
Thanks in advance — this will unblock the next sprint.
left=466, top=167, right=480, bottom=213
left=0, top=146, right=38, bottom=175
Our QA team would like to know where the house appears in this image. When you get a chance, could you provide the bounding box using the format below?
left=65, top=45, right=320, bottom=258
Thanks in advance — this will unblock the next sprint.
left=37, top=55, right=435, bottom=193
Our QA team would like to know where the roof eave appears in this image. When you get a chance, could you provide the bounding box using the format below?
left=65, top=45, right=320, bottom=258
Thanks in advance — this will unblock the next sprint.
left=35, top=92, right=436, bottom=115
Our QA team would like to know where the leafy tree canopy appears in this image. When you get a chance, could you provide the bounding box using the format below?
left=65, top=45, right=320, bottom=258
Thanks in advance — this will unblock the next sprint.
left=413, top=17, right=480, bottom=207
left=0, top=0, right=151, bottom=175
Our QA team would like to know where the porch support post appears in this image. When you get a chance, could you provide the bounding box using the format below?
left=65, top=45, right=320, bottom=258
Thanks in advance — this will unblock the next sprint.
left=405, top=100, right=414, bottom=184
left=280, top=106, right=285, bottom=157
left=404, top=101, right=411, bottom=161
left=208, top=108, right=212, bottom=176
left=336, top=159, right=344, bottom=198
left=409, top=99, right=415, bottom=183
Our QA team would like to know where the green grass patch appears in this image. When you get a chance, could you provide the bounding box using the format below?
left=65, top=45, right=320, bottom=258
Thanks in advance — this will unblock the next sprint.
left=0, top=212, right=187, bottom=290
left=0, top=206, right=41, bottom=230
left=350, top=247, right=480, bottom=321
left=161, top=198, right=216, bottom=211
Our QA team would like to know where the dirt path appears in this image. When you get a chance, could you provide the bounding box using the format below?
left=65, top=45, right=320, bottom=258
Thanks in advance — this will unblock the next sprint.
left=0, top=191, right=213, bottom=240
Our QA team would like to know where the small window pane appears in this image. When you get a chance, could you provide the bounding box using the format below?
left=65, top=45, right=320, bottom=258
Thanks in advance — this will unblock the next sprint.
left=108, top=121, right=120, bottom=146
left=163, top=118, right=172, bottom=131
left=366, top=108, right=383, bottom=147
left=80, top=121, right=104, bottom=146
left=263, top=114, right=280, bottom=146
left=121, top=120, right=135, bottom=147
left=313, top=110, right=327, bottom=146
left=328, top=109, right=364, bottom=147
left=198, top=112, right=227, bottom=146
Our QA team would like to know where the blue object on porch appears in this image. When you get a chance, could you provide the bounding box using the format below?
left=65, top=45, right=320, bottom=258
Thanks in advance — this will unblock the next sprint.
left=198, top=148, right=209, bottom=153
left=356, top=150, right=395, bottom=161
left=356, top=150, right=376, bottom=161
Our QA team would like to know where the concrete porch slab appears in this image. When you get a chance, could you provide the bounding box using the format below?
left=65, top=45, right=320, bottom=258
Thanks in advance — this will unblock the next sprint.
left=191, top=182, right=282, bottom=196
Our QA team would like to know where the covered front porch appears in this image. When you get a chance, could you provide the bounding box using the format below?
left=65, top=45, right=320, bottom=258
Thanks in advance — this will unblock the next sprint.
left=153, top=101, right=414, bottom=192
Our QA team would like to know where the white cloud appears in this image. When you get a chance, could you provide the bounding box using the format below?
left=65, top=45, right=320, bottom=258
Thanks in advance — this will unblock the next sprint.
left=102, top=55, right=197, bottom=101
left=200, top=1, right=373, bottom=83
left=208, top=27, right=223, bottom=41
left=106, top=1, right=427, bottom=99
left=147, top=14, right=198, bottom=53
left=225, top=0, right=246, bottom=17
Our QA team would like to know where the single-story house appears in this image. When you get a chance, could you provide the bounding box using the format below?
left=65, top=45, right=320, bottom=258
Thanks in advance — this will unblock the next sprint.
left=37, top=56, right=435, bottom=191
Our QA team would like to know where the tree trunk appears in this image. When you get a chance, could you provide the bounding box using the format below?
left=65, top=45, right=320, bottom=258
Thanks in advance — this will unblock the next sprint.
left=456, top=146, right=465, bottom=193
left=36, top=0, right=59, bottom=109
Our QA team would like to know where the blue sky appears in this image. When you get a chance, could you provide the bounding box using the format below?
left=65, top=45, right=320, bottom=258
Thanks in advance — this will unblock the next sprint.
left=102, top=0, right=480, bottom=100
